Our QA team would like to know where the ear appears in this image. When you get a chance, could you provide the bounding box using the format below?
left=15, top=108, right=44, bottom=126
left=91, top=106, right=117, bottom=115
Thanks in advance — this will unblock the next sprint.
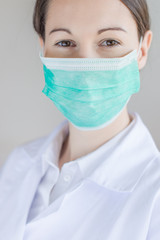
left=39, top=36, right=44, bottom=49
left=138, top=30, right=153, bottom=70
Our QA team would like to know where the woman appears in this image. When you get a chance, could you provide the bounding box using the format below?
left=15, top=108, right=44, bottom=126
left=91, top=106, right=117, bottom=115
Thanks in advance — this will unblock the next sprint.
left=0, top=0, right=160, bottom=239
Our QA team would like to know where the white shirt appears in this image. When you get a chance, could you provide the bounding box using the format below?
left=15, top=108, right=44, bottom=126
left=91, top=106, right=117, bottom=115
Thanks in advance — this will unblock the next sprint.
left=26, top=111, right=136, bottom=223
left=0, top=112, right=160, bottom=240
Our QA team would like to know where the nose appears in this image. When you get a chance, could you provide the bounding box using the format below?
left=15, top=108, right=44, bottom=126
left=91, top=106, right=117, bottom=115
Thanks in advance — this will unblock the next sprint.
left=72, top=45, right=100, bottom=58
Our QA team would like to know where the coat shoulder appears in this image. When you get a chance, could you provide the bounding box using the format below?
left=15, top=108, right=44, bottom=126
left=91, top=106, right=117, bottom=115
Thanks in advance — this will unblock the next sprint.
left=0, top=133, right=49, bottom=180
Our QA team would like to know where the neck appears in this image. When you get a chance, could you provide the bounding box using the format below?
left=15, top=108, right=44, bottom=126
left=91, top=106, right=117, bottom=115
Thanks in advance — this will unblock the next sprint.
left=59, top=107, right=132, bottom=167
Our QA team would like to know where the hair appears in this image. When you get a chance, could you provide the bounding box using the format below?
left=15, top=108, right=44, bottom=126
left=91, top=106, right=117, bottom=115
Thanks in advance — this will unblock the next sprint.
left=33, top=0, right=151, bottom=42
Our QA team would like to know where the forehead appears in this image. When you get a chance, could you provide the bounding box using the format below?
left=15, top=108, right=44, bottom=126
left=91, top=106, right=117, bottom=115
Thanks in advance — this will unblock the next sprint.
left=46, top=0, right=137, bottom=34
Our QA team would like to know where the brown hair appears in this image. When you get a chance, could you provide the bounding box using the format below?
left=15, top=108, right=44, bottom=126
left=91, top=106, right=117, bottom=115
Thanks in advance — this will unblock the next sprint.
left=33, top=0, right=150, bottom=42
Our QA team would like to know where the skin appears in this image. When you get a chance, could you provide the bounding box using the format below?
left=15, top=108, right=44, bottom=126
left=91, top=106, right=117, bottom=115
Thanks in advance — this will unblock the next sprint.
left=39, top=0, right=153, bottom=170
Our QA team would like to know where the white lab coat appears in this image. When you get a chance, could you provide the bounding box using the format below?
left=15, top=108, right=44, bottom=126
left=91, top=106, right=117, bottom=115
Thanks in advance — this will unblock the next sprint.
left=0, top=112, right=160, bottom=240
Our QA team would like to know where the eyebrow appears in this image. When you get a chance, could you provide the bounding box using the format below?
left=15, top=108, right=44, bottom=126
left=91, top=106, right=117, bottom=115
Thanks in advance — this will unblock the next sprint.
left=49, top=27, right=127, bottom=35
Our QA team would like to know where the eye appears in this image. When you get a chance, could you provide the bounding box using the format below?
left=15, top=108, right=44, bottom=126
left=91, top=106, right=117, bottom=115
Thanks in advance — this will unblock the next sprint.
left=54, top=40, right=75, bottom=48
left=101, top=39, right=120, bottom=47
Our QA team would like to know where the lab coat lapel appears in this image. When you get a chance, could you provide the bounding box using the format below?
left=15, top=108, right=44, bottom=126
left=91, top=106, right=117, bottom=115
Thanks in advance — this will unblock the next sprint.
left=0, top=120, right=67, bottom=240
left=0, top=149, right=46, bottom=240
left=86, top=112, right=160, bottom=192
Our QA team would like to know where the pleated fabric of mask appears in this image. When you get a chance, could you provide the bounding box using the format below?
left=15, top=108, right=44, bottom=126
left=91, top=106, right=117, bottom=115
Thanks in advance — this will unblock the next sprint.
left=39, top=47, right=141, bottom=131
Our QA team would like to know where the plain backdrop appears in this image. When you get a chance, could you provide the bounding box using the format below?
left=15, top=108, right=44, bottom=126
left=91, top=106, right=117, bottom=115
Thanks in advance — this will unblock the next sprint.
left=0, top=0, right=159, bottom=167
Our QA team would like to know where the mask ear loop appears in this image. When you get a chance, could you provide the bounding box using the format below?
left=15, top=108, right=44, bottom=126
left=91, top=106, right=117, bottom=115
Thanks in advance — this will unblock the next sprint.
left=39, top=43, right=45, bottom=58
left=137, top=36, right=143, bottom=57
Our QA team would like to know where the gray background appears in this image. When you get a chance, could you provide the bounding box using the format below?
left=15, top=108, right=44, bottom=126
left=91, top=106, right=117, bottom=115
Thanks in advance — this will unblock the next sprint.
left=0, top=0, right=159, bottom=167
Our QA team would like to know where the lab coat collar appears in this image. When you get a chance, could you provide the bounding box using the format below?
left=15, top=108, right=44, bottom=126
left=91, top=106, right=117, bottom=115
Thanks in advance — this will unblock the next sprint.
left=84, top=112, right=160, bottom=192
left=22, top=112, right=160, bottom=193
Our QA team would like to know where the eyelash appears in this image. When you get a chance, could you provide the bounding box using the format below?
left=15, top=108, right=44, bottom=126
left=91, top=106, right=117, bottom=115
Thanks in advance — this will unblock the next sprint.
left=54, top=39, right=120, bottom=48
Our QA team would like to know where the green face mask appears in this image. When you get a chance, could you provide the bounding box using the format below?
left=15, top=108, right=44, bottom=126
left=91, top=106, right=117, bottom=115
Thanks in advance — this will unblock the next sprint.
left=39, top=41, right=142, bottom=131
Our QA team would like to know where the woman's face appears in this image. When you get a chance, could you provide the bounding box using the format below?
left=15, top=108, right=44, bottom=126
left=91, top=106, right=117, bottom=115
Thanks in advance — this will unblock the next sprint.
left=41, top=0, right=151, bottom=65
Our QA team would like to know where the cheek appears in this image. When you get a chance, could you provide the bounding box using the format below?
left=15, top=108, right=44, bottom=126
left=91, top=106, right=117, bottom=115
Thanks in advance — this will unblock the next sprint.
left=44, top=46, right=70, bottom=58
left=43, top=37, right=55, bottom=57
left=43, top=45, right=52, bottom=58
